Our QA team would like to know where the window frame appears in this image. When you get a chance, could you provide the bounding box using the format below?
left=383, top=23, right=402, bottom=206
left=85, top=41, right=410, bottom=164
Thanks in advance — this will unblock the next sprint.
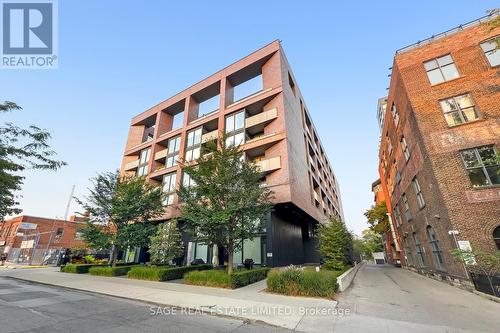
left=402, top=193, right=412, bottom=222
left=423, top=54, right=460, bottom=85
left=401, top=136, right=410, bottom=161
left=426, top=226, right=446, bottom=271
left=162, top=172, right=177, bottom=206
left=185, top=127, right=202, bottom=162
left=460, top=145, right=500, bottom=188
left=480, top=36, right=500, bottom=67
left=165, top=135, right=181, bottom=168
left=391, top=103, right=399, bottom=127
left=136, top=147, right=151, bottom=177
left=225, top=110, right=246, bottom=147
left=493, top=225, right=500, bottom=250
left=412, top=232, right=425, bottom=268
left=412, top=177, right=425, bottom=209
left=439, top=93, right=480, bottom=127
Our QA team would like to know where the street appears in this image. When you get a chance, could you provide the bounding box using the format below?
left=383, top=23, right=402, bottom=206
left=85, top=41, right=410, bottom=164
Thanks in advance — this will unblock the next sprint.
left=334, top=263, right=500, bottom=332
left=0, top=277, right=290, bottom=333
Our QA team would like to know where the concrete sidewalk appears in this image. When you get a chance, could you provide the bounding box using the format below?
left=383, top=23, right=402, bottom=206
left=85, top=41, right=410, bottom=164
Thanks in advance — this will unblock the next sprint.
left=0, top=267, right=339, bottom=332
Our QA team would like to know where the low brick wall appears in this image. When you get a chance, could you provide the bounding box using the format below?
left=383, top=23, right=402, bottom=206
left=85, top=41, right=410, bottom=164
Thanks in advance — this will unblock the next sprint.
left=337, top=261, right=365, bottom=292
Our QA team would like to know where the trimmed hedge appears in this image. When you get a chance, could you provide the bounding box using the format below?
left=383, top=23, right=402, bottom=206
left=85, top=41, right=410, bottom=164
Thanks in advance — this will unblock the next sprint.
left=266, top=268, right=338, bottom=298
left=61, top=264, right=104, bottom=274
left=89, top=265, right=136, bottom=277
left=127, top=264, right=212, bottom=281
left=184, top=267, right=270, bottom=289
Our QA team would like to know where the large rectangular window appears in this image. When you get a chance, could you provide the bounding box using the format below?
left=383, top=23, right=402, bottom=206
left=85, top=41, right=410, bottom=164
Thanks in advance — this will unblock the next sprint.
left=403, top=236, right=414, bottom=267
left=424, top=54, right=459, bottom=85
left=166, top=136, right=181, bottom=168
left=393, top=204, right=402, bottom=227
left=225, top=111, right=245, bottom=147
left=185, top=128, right=202, bottom=162
left=182, top=171, right=196, bottom=188
left=162, top=172, right=177, bottom=205
left=427, top=226, right=445, bottom=271
left=412, top=177, right=425, bottom=209
left=480, top=37, right=500, bottom=67
left=136, top=147, right=151, bottom=177
left=391, top=104, right=399, bottom=126
left=401, top=136, right=410, bottom=161
left=412, top=233, right=425, bottom=267
left=439, top=94, right=479, bottom=127
left=402, top=193, right=412, bottom=222
left=460, top=146, right=500, bottom=187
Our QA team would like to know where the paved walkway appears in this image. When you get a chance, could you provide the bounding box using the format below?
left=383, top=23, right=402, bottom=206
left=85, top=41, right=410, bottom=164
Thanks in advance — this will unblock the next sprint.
left=333, top=263, right=500, bottom=332
left=0, top=267, right=337, bottom=332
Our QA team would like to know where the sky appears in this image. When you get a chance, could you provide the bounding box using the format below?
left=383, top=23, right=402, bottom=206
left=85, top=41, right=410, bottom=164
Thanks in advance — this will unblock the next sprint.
left=1, top=1, right=497, bottom=235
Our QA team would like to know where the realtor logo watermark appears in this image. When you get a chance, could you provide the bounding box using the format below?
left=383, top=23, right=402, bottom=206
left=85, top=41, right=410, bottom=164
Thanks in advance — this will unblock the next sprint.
left=1, top=0, right=58, bottom=69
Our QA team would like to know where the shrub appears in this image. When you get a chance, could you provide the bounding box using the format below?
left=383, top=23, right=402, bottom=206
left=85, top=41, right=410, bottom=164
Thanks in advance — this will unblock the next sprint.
left=267, top=267, right=338, bottom=298
left=89, top=265, right=136, bottom=277
left=84, top=255, right=96, bottom=264
left=61, top=264, right=103, bottom=274
left=127, top=264, right=212, bottom=281
left=185, top=267, right=270, bottom=289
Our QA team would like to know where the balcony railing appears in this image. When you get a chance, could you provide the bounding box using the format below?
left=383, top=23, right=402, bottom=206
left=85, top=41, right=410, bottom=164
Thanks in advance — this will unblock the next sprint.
left=254, top=156, right=281, bottom=174
left=154, top=149, right=168, bottom=161
left=245, top=108, right=278, bottom=129
left=123, top=159, right=140, bottom=171
left=201, top=130, right=218, bottom=143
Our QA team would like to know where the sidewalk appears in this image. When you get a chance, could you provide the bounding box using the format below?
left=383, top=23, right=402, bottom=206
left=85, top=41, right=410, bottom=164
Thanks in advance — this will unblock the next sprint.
left=0, top=267, right=339, bottom=332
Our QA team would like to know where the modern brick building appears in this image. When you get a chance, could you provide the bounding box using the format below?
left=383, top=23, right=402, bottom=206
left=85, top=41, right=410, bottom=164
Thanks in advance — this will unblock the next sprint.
left=376, top=12, right=500, bottom=287
left=0, top=215, right=86, bottom=264
left=120, top=40, right=343, bottom=267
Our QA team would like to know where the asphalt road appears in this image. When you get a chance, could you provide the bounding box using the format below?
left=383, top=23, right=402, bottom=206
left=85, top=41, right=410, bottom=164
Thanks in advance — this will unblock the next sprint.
left=333, top=263, right=500, bottom=332
left=0, top=277, right=292, bottom=333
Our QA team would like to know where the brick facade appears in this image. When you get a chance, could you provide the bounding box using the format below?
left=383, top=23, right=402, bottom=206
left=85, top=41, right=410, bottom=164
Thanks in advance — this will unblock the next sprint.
left=378, top=16, right=500, bottom=284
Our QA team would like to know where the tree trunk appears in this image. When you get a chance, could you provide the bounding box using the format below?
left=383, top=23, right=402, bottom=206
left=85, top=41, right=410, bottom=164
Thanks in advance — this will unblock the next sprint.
left=109, top=244, right=118, bottom=267
left=227, top=243, right=233, bottom=275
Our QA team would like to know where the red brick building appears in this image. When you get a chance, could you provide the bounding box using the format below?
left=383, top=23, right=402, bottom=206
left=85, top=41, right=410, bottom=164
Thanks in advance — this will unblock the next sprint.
left=120, top=40, right=344, bottom=267
left=377, top=13, right=500, bottom=287
left=0, top=215, right=86, bottom=264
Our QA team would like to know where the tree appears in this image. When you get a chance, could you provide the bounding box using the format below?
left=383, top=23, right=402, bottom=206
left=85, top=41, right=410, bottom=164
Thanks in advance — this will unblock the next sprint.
left=149, top=220, right=184, bottom=265
left=355, top=229, right=384, bottom=259
left=178, top=138, right=273, bottom=274
left=451, top=247, right=500, bottom=297
left=78, top=171, right=164, bottom=266
left=0, top=101, right=66, bottom=220
left=364, top=201, right=389, bottom=234
left=317, top=218, right=352, bottom=271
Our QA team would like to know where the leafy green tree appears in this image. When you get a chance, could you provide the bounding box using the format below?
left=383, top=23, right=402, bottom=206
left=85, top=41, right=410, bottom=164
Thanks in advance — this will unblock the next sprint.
left=451, top=247, right=500, bottom=297
left=317, top=218, right=352, bottom=271
left=364, top=201, right=389, bottom=234
left=78, top=171, right=164, bottom=266
left=354, top=229, right=384, bottom=259
left=0, top=101, right=66, bottom=220
left=149, top=220, right=184, bottom=265
left=178, top=138, right=273, bottom=274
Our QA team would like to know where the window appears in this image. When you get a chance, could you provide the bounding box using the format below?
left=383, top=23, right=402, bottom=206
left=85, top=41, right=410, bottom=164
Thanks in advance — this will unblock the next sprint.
left=386, top=135, right=393, bottom=155
left=412, top=177, right=425, bottom=209
left=166, top=136, right=181, bottom=168
left=185, top=128, right=202, bottom=162
left=162, top=172, right=177, bottom=205
left=480, top=37, right=500, bottom=67
left=402, top=193, right=412, bottom=222
left=412, top=232, right=425, bottom=267
left=75, top=231, right=83, bottom=240
left=393, top=204, right=402, bottom=227
left=460, top=146, right=500, bottom=187
left=136, top=148, right=151, bottom=177
left=225, top=111, right=245, bottom=147
left=391, top=104, right=399, bottom=126
left=494, top=226, right=500, bottom=250
left=182, top=171, right=196, bottom=188
left=55, top=227, right=64, bottom=239
left=403, top=236, right=414, bottom=267
left=439, top=94, right=479, bottom=126
left=427, top=226, right=445, bottom=271
left=401, top=136, right=410, bottom=161
left=172, top=112, right=184, bottom=130
left=424, top=54, right=459, bottom=85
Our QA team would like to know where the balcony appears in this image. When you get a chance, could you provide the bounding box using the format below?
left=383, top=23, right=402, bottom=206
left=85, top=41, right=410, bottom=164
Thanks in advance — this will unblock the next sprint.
left=154, top=149, right=168, bottom=161
left=255, top=156, right=281, bottom=175
left=201, top=129, right=218, bottom=143
left=123, top=159, right=140, bottom=171
left=245, top=108, right=278, bottom=134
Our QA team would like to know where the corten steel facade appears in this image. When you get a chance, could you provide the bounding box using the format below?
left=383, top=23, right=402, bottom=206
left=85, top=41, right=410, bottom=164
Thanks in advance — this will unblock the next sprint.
left=120, top=41, right=343, bottom=267
left=0, top=215, right=86, bottom=264
left=377, top=13, right=500, bottom=286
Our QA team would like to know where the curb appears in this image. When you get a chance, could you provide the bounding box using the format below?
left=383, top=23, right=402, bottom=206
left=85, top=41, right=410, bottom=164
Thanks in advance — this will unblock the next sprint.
left=2, top=275, right=290, bottom=329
